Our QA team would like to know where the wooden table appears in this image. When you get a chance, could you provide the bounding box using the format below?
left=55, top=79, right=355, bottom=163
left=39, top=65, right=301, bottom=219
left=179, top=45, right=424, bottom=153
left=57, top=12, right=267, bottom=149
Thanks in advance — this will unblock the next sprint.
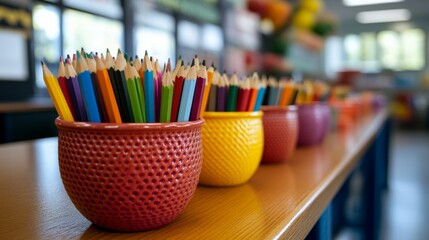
left=0, top=109, right=389, bottom=239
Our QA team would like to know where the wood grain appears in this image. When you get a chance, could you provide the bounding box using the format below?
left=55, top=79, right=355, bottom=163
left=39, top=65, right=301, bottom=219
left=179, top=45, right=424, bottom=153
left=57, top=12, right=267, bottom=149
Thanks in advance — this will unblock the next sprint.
left=0, top=110, right=388, bottom=239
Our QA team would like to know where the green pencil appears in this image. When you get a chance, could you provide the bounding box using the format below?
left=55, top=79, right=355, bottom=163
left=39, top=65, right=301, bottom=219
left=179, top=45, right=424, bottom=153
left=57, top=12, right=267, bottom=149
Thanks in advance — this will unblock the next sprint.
left=131, top=65, right=146, bottom=123
left=226, top=73, right=239, bottom=112
left=124, top=62, right=144, bottom=123
left=160, top=68, right=174, bottom=123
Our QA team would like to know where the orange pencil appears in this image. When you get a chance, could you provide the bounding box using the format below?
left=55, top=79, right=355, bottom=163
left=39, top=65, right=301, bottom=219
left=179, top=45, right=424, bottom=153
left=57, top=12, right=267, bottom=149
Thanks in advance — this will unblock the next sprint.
left=279, top=79, right=294, bottom=106
left=247, top=73, right=259, bottom=111
left=95, top=55, right=122, bottom=123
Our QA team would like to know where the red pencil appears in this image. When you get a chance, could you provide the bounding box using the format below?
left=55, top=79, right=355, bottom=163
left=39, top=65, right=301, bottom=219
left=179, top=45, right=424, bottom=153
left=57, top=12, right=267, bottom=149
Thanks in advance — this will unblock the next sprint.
left=170, top=64, right=185, bottom=122
left=190, top=61, right=206, bottom=121
left=57, top=56, right=76, bottom=119
left=237, top=78, right=251, bottom=111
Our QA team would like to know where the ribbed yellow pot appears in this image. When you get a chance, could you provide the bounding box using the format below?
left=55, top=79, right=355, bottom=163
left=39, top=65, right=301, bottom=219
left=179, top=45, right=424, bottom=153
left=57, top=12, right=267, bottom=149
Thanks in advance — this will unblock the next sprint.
left=200, top=111, right=264, bottom=187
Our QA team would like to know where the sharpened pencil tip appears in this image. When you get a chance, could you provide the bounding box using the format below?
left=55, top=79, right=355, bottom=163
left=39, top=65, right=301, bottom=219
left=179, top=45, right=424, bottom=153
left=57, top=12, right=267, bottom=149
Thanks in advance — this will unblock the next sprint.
left=178, top=55, right=182, bottom=60
left=41, top=60, right=45, bottom=65
left=117, top=48, right=122, bottom=54
left=191, top=59, right=195, bottom=66
left=202, top=60, right=206, bottom=66
left=145, top=50, right=148, bottom=56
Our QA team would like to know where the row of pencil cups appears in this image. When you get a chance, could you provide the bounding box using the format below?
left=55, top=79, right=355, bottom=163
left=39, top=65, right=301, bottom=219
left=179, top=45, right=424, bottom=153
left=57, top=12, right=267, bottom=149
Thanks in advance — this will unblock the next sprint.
left=55, top=103, right=330, bottom=232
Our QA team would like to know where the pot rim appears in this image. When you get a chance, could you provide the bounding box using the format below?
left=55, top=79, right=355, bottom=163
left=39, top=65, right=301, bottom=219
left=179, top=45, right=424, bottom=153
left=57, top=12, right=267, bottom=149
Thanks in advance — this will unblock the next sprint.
left=260, top=105, right=297, bottom=112
left=202, top=111, right=263, bottom=119
left=55, top=117, right=204, bottom=131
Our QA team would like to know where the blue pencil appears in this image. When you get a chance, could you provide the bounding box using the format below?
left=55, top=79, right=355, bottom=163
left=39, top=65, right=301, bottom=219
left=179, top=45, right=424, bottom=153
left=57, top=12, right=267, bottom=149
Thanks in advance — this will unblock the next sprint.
left=76, top=51, right=101, bottom=122
left=253, top=85, right=267, bottom=111
left=143, top=53, right=155, bottom=123
left=177, top=65, right=196, bottom=122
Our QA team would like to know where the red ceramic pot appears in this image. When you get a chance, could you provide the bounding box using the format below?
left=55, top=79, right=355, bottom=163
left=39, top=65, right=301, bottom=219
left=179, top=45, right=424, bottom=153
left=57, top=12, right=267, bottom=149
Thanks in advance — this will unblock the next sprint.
left=56, top=118, right=204, bottom=232
left=261, top=106, right=298, bottom=163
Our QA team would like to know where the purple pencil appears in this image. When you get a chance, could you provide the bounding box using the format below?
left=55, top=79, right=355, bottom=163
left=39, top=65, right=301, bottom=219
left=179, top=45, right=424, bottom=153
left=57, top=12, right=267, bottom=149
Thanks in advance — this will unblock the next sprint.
left=190, top=62, right=206, bottom=120
left=216, top=74, right=227, bottom=112
left=65, top=57, right=87, bottom=121
left=154, top=59, right=162, bottom=122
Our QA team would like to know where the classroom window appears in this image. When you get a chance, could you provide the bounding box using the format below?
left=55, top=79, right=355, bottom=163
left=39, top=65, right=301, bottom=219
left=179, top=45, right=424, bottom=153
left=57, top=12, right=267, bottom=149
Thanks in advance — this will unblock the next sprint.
left=344, top=34, right=361, bottom=68
left=135, top=27, right=175, bottom=66
left=33, top=4, right=60, bottom=88
left=134, top=9, right=175, bottom=66
left=342, top=28, right=425, bottom=72
left=400, top=28, right=424, bottom=70
left=63, top=0, right=122, bottom=19
left=63, top=9, right=123, bottom=56
left=378, top=30, right=400, bottom=70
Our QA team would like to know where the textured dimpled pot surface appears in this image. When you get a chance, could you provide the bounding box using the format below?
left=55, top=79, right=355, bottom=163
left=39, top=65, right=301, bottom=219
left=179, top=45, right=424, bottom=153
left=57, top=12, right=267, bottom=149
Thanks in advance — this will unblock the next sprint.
left=261, top=106, right=298, bottom=163
left=55, top=118, right=204, bottom=232
left=199, top=111, right=264, bottom=187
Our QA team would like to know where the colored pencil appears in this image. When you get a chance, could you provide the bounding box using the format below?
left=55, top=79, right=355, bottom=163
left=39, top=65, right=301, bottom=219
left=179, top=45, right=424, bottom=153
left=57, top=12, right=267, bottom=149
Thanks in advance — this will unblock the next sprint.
left=114, top=50, right=133, bottom=122
left=190, top=61, right=206, bottom=121
left=125, top=61, right=144, bottom=122
left=65, top=57, right=87, bottom=121
left=72, top=54, right=78, bottom=72
left=87, top=53, right=108, bottom=122
left=237, top=78, right=251, bottom=111
left=76, top=51, right=101, bottom=122
left=160, top=68, right=174, bottom=123
left=200, top=64, right=213, bottom=115
left=253, top=78, right=267, bottom=111
left=105, top=49, right=124, bottom=122
left=154, top=59, right=163, bottom=122
left=131, top=63, right=146, bottom=123
left=172, top=56, right=182, bottom=79
left=267, top=77, right=279, bottom=106
left=143, top=53, right=155, bottom=123
left=177, top=65, right=197, bottom=122
left=225, top=73, right=239, bottom=112
left=279, top=80, right=294, bottom=106
left=247, top=73, right=259, bottom=111
left=194, top=55, right=200, bottom=72
left=57, top=56, right=76, bottom=119
left=207, top=70, right=219, bottom=112
left=41, top=61, right=74, bottom=121
left=216, top=74, right=227, bottom=112
left=170, top=63, right=185, bottom=122
left=133, top=55, right=141, bottom=71
left=95, top=55, right=122, bottom=123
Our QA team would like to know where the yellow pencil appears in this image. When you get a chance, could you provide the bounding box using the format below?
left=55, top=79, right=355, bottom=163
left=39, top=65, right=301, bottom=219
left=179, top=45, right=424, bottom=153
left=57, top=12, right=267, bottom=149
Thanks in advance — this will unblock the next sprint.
left=200, top=64, right=213, bottom=115
left=41, top=61, right=74, bottom=121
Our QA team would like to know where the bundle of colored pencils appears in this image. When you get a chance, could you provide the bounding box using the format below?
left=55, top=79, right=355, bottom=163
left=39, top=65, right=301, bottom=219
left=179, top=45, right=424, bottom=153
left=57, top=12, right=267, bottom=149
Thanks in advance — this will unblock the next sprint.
left=261, top=77, right=299, bottom=106
left=205, top=71, right=267, bottom=112
left=42, top=49, right=208, bottom=123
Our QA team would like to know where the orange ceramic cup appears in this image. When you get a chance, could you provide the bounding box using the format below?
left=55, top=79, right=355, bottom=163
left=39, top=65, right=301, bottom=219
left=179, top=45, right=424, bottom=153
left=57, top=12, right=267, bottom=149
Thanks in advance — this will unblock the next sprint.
left=261, top=106, right=298, bottom=163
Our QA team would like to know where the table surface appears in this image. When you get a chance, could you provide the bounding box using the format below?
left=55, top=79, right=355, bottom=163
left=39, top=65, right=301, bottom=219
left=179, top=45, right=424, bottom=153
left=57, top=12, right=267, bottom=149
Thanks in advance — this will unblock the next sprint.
left=0, top=109, right=388, bottom=240
left=0, top=98, right=54, bottom=113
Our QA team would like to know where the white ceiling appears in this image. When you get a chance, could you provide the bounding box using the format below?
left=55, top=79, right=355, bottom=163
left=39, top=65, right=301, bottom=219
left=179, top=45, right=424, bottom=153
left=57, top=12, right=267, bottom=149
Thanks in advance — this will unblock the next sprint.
left=323, top=0, right=429, bottom=23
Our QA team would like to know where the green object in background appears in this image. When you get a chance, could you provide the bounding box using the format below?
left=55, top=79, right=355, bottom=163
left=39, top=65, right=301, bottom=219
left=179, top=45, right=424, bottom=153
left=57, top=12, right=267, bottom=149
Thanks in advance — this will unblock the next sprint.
left=269, top=36, right=288, bottom=56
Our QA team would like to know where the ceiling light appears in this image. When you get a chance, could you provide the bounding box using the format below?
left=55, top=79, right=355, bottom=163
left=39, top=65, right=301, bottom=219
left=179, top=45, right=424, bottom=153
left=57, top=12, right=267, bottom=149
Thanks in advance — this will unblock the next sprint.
left=356, top=9, right=411, bottom=24
left=343, top=0, right=404, bottom=6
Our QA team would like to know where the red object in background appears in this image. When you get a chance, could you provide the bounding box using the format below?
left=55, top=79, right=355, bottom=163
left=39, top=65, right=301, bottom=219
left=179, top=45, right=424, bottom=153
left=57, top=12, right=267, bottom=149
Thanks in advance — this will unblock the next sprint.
left=336, top=70, right=361, bottom=86
left=244, top=51, right=260, bottom=73
left=56, top=118, right=204, bottom=232
left=261, top=106, right=298, bottom=163
left=262, top=53, right=291, bottom=72
left=247, top=0, right=268, bottom=17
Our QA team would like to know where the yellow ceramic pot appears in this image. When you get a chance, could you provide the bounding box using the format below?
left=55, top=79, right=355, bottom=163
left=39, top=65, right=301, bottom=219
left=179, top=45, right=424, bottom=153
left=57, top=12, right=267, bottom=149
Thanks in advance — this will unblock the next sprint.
left=200, top=111, right=264, bottom=187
